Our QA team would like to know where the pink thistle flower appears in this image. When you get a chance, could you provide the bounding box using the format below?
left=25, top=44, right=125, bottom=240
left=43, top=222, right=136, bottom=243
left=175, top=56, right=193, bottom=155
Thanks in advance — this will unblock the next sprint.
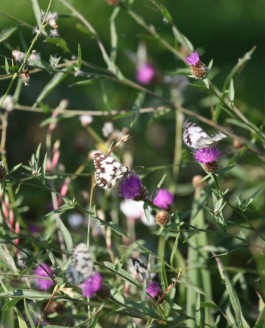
left=146, top=281, right=161, bottom=299
left=81, top=272, right=102, bottom=298
left=194, top=147, right=221, bottom=164
left=153, top=189, right=174, bottom=210
left=119, top=173, right=146, bottom=201
left=33, top=263, right=54, bottom=291
left=185, top=51, right=208, bottom=79
left=136, top=63, right=155, bottom=85
left=194, top=147, right=222, bottom=173
left=185, top=51, right=200, bottom=66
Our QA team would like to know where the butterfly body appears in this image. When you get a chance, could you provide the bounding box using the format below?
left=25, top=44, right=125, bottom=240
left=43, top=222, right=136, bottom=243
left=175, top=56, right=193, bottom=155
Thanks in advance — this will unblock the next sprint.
left=93, top=152, right=128, bottom=189
left=66, top=243, right=94, bottom=284
left=183, top=120, right=226, bottom=149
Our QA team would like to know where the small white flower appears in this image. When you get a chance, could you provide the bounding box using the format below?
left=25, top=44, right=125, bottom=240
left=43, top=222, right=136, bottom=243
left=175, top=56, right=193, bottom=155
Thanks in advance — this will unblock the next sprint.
left=80, top=115, right=93, bottom=127
left=50, top=29, right=59, bottom=38
left=49, top=55, right=61, bottom=69
left=33, top=26, right=40, bottom=35
left=0, top=95, right=14, bottom=112
left=102, top=122, right=114, bottom=137
left=120, top=199, right=156, bottom=226
left=28, top=50, right=41, bottom=64
left=12, top=50, right=25, bottom=62
left=67, top=213, right=84, bottom=229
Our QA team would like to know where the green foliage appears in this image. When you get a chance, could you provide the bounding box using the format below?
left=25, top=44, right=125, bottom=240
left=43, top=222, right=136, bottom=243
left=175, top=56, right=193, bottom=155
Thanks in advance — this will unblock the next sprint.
left=0, top=0, right=264, bottom=327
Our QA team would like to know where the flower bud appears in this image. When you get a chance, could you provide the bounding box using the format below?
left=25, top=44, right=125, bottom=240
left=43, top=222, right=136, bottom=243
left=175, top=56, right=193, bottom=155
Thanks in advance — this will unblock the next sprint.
left=156, top=210, right=170, bottom=226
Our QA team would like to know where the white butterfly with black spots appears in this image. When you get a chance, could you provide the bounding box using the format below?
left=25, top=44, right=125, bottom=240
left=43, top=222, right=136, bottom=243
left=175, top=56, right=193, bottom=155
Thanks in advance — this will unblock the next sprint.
left=66, top=243, right=94, bottom=284
left=128, top=257, right=157, bottom=283
left=93, top=151, right=128, bottom=189
left=183, top=120, right=226, bottom=149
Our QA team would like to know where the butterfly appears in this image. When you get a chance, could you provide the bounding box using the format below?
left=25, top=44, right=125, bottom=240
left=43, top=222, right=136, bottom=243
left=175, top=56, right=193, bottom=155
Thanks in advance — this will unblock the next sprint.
left=66, top=243, right=94, bottom=284
left=128, top=257, right=157, bottom=283
left=93, top=151, right=129, bottom=189
left=183, top=120, right=226, bottom=149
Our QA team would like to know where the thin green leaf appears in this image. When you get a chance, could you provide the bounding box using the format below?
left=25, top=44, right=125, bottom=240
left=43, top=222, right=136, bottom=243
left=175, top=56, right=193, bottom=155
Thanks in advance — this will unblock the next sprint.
left=0, top=245, right=17, bottom=272
left=0, top=289, right=51, bottom=300
left=77, top=43, right=82, bottom=71
left=215, top=257, right=250, bottom=328
left=45, top=37, right=70, bottom=52
left=0, top=27, right=17, bottom=43
left=34, top=70, right=70, bottom=107
left=110, top=7, right=120, bottom=62
left=55, top=216, right=73, bottom=251
left=130, top=92, right=145, bottom=128
left=228, top=79, right=235, bottom=103
left=17, top=308, right=28, bottom=328
left=23, top=299, right=36, bottom=328
left=102, top=261, right=141, bottom=287
left=30, top=0, right=42, bottom=28
left=4, top=57, right=10, bottom=74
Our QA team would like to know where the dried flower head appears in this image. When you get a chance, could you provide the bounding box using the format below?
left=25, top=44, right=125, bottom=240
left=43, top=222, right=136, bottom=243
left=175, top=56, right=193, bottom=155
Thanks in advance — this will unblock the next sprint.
left=28, top=50, right=41, bottom=63
left=20, top=69, right=30, bottom=86
left=186, top=51, right=208, bottom=79
left=81, top=272, right=102, bottom=298
left=146, top=281, right=161, bottom=299
left=33, top=263, right=54, bottom=291
left=79, top=115, right=93, bottom=127
left=194, top=147, right=222, bottom=173
left=119, top=173, right=146, bottom=200
left=12, top=50, right=25, bottom=63
left=0, top=95, right=14, bottom=112
left=192, top=175, right=206, bottom=189
left=153, top=189, right=174, bottom=210
left=102, top=122, right=114, bottom=137
left=156, top=210, right=170, bottom=226
left=136, top=63, right=156, bottom=85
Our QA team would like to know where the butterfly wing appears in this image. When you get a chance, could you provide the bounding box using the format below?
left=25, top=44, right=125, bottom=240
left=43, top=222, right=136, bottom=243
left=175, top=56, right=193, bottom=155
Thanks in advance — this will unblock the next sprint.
left=93, top=152, right=128, bottom=189
left=183, top=120, right=226, bottom=149
left=128, top=257, right=156, bottom=283
left=66, top=243, right=94, bottom=284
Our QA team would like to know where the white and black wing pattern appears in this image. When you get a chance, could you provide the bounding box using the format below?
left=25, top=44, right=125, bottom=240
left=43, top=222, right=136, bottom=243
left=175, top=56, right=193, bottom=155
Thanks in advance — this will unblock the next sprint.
left=66, top=243, right=94, bottom=284
left=183, top=120, right=226, bottom=149
left=128, top=257, right=156, bottom=283
left=93, top=152, right=128, bottom=189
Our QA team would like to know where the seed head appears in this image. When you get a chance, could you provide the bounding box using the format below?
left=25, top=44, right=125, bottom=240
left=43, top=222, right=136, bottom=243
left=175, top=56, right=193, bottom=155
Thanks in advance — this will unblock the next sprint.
left=156, top=210, right=170, bottom=226
left=12, top=50, right=25, bottom=63
left=20, top=69, right=30, bottom=86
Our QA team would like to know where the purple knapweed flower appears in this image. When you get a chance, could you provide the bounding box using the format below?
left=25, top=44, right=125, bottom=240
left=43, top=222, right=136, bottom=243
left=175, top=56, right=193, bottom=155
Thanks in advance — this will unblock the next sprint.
left=136, top=63, right=155, bottom=85
left=194, top=147, right=221, bottom=164
left=119, top=173, right=145, bottom=200
left=185, top=51, right=208, bottom=79
left=185, top=51, right=200, bottom=66
left=153, top=189, right=174, bottom=209
left=194, top=147, right=222, bottom=173
left=146, top=281, right=161, bottom=299
left=33, top=263, right=54, bottom=291
left=81, top=272, right=102, bottom=298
